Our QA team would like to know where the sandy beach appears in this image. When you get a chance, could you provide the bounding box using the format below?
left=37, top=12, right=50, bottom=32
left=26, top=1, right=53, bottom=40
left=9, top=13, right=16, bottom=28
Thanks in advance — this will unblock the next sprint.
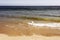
left=0, top=19, right=60, bottom=40
left=0, top=34, right=60, bottom=40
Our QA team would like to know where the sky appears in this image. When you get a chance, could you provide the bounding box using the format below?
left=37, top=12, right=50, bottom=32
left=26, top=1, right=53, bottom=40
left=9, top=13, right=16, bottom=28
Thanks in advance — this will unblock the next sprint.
left=0, top=0, right=60, bottom=6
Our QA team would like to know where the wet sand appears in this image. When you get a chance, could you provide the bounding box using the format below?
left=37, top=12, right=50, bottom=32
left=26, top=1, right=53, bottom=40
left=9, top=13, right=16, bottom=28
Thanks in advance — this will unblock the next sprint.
left=0, top=19, right=60, bottom=40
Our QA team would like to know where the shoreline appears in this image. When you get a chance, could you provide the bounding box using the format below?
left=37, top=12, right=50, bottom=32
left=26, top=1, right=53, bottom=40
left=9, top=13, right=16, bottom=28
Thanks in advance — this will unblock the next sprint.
left=0, top=18, right=60, bottom=40
left=0, top=20, right=60, bottom=40
left=0, top=19, right=60, bottom=36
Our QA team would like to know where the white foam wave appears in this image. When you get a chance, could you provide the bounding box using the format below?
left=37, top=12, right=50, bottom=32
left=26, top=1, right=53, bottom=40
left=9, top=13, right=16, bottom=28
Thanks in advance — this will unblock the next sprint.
left=28, top=21, right=60, bottom=28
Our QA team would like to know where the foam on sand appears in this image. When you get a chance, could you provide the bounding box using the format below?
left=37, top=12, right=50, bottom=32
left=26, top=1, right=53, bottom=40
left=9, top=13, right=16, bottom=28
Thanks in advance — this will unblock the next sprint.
left=28, top=21, right=60, bottom=28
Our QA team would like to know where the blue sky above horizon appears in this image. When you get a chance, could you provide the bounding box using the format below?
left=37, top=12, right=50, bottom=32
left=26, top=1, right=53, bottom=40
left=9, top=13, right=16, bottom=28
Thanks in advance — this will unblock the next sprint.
left=0, top=0, right=60, bottom=6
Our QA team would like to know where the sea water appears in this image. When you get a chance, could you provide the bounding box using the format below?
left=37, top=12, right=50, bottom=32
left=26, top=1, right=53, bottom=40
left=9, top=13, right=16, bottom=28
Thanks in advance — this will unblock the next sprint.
left=0, top=10, right=60, bottom=18
left=0, top=10, right=60, bottom=28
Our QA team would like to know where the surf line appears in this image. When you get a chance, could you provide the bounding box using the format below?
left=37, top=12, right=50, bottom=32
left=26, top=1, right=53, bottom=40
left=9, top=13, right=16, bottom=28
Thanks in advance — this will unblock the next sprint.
left=28, top=21, right=60, bottom=28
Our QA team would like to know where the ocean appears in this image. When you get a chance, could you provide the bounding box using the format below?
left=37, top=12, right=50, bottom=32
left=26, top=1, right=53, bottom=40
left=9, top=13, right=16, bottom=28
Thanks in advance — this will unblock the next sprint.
left=0, top=10, right=60, bottom=18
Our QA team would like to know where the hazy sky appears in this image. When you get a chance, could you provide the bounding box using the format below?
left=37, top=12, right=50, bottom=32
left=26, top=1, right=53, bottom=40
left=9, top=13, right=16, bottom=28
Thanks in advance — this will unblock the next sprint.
left=0, top=0, right=60, bottom=6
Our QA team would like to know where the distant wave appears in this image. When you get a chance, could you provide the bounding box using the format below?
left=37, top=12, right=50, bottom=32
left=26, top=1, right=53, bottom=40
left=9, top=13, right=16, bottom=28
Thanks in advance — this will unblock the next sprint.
left=0, top=14, right=60, bottom=18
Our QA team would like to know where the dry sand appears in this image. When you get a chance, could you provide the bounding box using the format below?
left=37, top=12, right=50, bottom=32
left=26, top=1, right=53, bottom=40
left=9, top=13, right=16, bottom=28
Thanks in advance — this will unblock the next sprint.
left=0, top=34, right=60, bottom=40
left=0, top=20, right=60, bottom=40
